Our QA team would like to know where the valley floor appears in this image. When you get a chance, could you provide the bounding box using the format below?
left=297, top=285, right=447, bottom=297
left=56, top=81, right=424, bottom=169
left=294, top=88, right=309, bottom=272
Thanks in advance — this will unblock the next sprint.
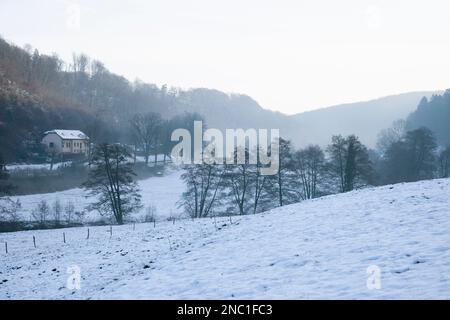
left=9, top=169, right=185, bottom=223
left=1, top=178, right=450, bottom=299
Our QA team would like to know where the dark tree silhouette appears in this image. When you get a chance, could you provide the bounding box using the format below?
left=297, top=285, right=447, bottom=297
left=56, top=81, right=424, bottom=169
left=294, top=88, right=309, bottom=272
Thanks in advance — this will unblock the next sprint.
left=265, top=138, right=296, bottom=207
left=179, top=163, right=225, bottom=218
left=292, top=145, right=326, bottom=200
left=327, top=135, right=373, bottom=192
left=83, top=143, right=142, bottom=224
left=381, top=127, right=437, bottom=183
left=130, top=112, right=163, bottom=165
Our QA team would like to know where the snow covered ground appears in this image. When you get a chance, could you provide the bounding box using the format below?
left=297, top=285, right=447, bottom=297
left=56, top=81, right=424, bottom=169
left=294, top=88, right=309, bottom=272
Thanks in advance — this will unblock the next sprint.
left=6, top=161, right=73, bottom=171
left=9, top=169, right=185, bottom=222
left=1, top=178, right=450, bottom=299
left=6, top=154, right=167, bottom=172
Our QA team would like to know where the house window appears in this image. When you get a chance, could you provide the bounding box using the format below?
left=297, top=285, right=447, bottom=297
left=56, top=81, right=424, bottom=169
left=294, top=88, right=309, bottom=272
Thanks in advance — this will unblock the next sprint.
left=49, top=142, right=54, bottom=148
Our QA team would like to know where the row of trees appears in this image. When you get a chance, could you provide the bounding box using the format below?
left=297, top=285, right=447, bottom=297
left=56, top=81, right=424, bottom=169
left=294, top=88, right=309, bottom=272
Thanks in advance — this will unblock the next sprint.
left=179, top=135, right=374, bottom=217
left=2, top=125, right=449, bottom=226
left=30, top=199, right=84, bottom=226
left=56, top=133, right=376, bottom=224
left=179, top=123, right=449, bottom=218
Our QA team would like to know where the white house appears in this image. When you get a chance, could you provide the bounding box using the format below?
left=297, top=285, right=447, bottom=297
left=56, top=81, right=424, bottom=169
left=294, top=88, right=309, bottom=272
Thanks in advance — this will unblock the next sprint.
left=42, top=130, right=90, bottom=156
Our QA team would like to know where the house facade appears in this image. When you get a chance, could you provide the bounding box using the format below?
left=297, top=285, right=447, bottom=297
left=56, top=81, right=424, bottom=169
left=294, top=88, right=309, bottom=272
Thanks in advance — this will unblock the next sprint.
left=42, top=130, right=90, bottom=156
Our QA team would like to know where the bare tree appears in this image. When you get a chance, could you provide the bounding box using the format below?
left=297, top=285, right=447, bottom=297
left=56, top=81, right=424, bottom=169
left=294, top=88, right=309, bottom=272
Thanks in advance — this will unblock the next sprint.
left=180, top=164, right=225, bottom=218
left=292, top=145, right=326, bottom=200
left=130, top=113, right=163, bottom=165
left=376, top=119, right=407, bottom=155
left=265, top=138, right=296, bottom=207
left=159, top=120, right=173, bottom=164
left=83, top=143, right=142, bottom=225
left=71, top=53, right=90, bottom=74
left=223, top=148, right=255, bottom=215
left=32, top=200, right=50, bottom=225
left=52, top=199, right=62, bottom=225
left=144, top=205, right=157, bottom=222
left=251, top=161, right=267, bottom=214
left=327, top=135, right=373, bottom=193
left=0, top=199, right=21, bottom=222
left=64, top=201, right=75, bottom=224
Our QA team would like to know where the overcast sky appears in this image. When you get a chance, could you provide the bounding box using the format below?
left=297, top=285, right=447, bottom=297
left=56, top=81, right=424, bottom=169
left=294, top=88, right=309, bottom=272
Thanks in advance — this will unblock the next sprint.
left=1, top=0, right=450, bottom=114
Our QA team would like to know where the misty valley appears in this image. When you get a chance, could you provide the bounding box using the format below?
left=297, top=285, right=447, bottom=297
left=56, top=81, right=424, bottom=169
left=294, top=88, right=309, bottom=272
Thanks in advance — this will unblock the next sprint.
left=1, top=0, right=450, bottom=305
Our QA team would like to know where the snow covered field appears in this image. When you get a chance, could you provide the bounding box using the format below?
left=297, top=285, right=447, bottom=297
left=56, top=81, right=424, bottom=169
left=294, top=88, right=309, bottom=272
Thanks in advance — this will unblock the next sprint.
left=5, top=155, right=167, bottom=172
left=1, top=178, right=450, bottom=299
left=6, top=161, right=73, bottom=172
left=9, top=169, right=185, bottom=222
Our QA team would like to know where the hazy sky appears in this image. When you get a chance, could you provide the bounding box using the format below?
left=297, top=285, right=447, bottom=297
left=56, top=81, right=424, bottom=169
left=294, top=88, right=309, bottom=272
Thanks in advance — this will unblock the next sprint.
left=1, top=0, right=450, bottom=114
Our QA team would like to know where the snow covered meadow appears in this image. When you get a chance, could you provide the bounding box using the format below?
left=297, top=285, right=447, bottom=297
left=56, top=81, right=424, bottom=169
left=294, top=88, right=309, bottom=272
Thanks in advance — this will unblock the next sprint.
left=8, top=168, right=185, bottom=223
left=1, top=176, right=450, bottom=299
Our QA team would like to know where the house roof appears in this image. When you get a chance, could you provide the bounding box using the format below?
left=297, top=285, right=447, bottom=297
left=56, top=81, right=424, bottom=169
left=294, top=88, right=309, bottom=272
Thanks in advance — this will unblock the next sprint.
left=44, top=130, right=89, bottom=140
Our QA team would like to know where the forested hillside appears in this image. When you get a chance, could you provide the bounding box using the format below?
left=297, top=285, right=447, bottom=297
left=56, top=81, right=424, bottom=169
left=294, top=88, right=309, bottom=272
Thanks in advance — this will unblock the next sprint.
left=407, top=90, right=450, bottom=147
left=0, top=36, right=288, bottom=161
left=0, top=36, right=440, bottom=162
left=0, top=36, right=169, bottom=161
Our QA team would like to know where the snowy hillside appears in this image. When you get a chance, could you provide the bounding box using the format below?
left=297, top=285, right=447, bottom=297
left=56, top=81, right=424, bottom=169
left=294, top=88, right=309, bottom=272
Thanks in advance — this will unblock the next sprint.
left=1, top=178, right=450, bottom=299
left=9, top=169, right=185, bottom=222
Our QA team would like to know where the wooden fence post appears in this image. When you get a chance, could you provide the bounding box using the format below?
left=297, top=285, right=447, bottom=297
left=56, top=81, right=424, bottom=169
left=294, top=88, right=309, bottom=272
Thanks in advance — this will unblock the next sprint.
left=86, top=228, right=90, bottom=240
left=63, top=232, right=66, bottom=243
left=5, top=242, right=7, bottom=254
left=109, top=225, right=112, bottom=237
left=33, top=236, right=36, bottom=248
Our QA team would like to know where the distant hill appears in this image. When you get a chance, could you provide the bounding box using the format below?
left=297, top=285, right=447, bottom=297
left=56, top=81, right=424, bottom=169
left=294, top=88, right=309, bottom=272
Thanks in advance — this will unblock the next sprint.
left=181, top=90, right=439, bottom=149
left=286, top=91, right=440, bottom=148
